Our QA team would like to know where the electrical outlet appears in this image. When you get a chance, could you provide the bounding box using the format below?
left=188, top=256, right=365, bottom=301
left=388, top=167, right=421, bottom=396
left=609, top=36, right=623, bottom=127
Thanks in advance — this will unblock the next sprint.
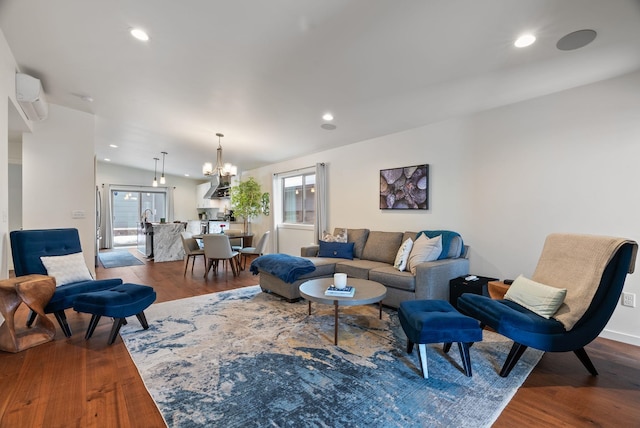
left=622, top=292, right=636, bottom=308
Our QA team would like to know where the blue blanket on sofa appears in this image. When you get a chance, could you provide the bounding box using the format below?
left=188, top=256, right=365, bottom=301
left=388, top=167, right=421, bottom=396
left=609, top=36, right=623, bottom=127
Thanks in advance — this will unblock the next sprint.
left=250, top=254, right=316, bottom=283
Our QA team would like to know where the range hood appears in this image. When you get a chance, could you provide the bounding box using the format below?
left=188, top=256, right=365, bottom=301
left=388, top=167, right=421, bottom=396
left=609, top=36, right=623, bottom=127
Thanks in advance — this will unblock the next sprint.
left=203, top=175, right=231, bottom=199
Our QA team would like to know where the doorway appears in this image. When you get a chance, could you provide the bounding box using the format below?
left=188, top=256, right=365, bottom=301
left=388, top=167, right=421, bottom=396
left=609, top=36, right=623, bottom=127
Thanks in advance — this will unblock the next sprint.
left=111, top=190, right=166, bottom=247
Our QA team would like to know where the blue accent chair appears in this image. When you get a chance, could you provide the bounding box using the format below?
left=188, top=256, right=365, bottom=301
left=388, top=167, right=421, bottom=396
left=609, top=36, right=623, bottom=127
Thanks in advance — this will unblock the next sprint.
left=10, top=228, right=123, bottom=337
left=458, top=234, right=637, bottom=377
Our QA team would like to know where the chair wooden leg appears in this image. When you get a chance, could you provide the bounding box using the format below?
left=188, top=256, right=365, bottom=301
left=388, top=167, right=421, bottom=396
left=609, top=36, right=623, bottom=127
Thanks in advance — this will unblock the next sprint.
left=500, top=342, right=528, bottom=377
left=85, top=314, right=102, bottom=339
left=183, top=256, right=189, bottom=276
left=54, top=310, right=73, bottom=338
left=204, top=258, right=212, bottom=277
left=574, top=347, right=598, bottom=376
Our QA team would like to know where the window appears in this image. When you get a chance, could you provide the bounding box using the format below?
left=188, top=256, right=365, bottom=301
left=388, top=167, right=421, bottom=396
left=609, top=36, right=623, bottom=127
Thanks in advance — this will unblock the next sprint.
left=282, top=173, right=315, bottom=224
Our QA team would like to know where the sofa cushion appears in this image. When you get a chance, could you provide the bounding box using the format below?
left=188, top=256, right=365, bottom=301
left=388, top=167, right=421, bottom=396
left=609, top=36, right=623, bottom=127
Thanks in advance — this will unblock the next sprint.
left=339, top=228, right=369, bottom=259
left=407, top=234, right=442, bottom=274
left=318, top=241, right=354, bottom=259
left=369, top=266, right=416, bottom=292
left=403, top=231, right=419, bottom=243
left=361, top=231, right=403, bottom=264
left=305, top=257, right=339, bottom=277
left=335, top=259, right=389, bottom=279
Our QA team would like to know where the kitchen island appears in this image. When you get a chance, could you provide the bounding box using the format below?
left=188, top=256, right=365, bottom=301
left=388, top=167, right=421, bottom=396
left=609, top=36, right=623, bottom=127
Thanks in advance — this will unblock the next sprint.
left=138, top=222, right=186, bottom=262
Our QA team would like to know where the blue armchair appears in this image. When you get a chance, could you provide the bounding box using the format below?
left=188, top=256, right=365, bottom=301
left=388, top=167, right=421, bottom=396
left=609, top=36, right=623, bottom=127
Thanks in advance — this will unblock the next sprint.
left=10, top=228, right=123, bottom=337
left=458, top=233, right=637, bottom=377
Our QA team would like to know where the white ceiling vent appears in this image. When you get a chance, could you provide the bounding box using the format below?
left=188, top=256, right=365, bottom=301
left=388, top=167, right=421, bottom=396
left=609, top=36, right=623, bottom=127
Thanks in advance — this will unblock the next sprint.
left=16, top=73, right=49, bottom=121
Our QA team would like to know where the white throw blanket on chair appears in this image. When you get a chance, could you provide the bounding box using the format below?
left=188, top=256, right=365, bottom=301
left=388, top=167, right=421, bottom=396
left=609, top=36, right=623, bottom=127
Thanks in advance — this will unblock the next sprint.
left=532, top=233, right=637, bottom=330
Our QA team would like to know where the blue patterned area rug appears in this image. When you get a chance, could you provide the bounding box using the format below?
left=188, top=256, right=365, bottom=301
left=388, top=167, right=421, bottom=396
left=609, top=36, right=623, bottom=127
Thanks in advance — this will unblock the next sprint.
left=120, top=285, right=542, bottom=428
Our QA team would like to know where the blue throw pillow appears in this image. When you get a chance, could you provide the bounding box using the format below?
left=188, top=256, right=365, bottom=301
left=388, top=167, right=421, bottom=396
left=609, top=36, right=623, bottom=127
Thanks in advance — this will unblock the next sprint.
left=318, top=241, right=355, bottom=259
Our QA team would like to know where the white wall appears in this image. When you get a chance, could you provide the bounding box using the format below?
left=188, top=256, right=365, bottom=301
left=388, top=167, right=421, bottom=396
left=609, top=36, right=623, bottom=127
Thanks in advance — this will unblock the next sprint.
left=96, top=161, right=202, bottom=222
left=22, top=104, right=97, bottom=274
left=247, top=70, right=640, bottom=345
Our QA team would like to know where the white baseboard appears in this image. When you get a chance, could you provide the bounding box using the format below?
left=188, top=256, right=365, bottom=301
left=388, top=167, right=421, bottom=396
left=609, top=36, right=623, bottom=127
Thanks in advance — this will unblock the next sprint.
left=599, top=329, right=640, bottom=347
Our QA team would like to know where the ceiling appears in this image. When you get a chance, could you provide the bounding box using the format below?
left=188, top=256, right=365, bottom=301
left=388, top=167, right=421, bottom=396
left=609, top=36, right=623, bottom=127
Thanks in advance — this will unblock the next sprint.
left=2, top=0, right=640, bottom=179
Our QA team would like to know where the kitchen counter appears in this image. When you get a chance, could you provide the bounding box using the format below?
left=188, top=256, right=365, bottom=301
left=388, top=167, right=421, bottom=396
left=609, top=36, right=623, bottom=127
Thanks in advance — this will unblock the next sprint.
left=152, top=223, right=186, bottom=262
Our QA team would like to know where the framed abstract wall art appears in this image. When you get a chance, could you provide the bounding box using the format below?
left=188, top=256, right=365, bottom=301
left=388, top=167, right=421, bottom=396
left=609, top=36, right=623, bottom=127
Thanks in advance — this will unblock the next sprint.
left=379, top=164, right=428, bottom=209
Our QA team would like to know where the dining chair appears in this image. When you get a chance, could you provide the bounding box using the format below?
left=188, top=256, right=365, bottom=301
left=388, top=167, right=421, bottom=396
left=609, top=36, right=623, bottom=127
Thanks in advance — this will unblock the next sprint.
left=224, top=229, right=244, bottom=251
left=203, top=234, right=241, bottom=277
left=181, top=232, right=205, bottom=276
left=240, top=230, right=270, bottom=270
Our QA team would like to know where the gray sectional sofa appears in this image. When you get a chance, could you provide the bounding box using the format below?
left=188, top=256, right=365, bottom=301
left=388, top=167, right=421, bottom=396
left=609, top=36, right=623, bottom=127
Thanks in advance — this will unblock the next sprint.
left=258, top=228, right=470, bottom=308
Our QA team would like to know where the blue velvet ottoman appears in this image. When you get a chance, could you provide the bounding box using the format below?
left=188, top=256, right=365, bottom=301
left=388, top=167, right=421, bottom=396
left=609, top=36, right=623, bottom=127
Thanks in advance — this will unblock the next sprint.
left=73, top=283, right=156, bottom=345
left=398, top=300, right=482, bottom=378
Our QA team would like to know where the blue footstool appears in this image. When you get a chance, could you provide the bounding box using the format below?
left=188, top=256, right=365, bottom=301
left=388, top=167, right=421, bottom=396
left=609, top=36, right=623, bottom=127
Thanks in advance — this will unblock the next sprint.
left=398, top=300, right=482, bottom=378
left=73, top=283, right=156, bottom=345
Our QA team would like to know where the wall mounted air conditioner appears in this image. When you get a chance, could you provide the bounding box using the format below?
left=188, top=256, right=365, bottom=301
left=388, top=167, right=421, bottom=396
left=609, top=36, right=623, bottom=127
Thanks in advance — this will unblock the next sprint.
left=16, top=73, right=49, bottom=121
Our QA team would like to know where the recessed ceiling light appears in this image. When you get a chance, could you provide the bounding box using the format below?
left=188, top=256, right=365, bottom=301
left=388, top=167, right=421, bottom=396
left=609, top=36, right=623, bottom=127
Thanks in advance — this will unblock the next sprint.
left=81, top=95, right=94, bottom=103
left=321, top=123, right=337, bottom=131
left=109, top=144, right=118, bottom=148
left=184, top=173, right=190, bottom=177
left=322, top=113, right=334, bottom=121
left=130, top=28, right=150, bottom=41
left=104, top=158, right=111, bottom=162
left=514, top=33, right=536, bottom=48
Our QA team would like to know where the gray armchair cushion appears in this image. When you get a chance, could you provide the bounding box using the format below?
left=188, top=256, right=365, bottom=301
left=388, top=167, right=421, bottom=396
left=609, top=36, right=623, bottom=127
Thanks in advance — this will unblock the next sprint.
left=361, top=231, right=403, bottom=264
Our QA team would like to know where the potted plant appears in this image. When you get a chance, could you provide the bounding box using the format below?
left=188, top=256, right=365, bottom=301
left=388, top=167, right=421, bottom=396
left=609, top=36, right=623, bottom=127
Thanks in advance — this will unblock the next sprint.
left=229, top=177, right=268, bottom=235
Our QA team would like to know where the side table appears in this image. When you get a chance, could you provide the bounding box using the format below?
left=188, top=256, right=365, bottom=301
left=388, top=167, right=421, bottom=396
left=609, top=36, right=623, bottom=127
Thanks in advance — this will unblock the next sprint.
left=449, top=275, right=498, bottom=310
left=0, top=274, right=56, bottom=353
left=488, top=280, right=510, bottom=300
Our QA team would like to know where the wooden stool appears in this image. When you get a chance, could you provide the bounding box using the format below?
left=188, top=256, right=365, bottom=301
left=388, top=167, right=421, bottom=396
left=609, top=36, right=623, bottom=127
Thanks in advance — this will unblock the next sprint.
left=0, top=274, right=56, bottom=353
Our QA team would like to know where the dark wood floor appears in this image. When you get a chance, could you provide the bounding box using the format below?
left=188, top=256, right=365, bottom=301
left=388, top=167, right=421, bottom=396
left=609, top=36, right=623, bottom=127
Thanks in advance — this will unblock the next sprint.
left=1, top=249, right=639, bottom=427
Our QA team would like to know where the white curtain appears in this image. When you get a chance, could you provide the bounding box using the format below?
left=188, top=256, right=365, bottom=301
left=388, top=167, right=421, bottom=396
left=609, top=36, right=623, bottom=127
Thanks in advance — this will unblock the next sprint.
left=101, top=184, right=113, bottom=249
left=314, top=162, right=327, bottom=243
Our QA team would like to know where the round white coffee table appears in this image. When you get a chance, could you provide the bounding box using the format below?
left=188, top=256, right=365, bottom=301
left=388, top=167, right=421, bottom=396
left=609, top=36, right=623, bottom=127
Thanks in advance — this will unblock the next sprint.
left=299, top=277, right=387, bottom=345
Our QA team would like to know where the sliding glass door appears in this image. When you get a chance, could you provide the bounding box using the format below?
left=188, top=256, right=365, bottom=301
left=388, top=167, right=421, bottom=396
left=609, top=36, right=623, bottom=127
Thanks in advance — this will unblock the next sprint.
left=111, top=190, right=166, bottom=247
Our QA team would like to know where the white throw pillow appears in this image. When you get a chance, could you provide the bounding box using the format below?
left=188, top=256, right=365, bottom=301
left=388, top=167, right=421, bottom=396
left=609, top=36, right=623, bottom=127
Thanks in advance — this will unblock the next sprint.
left=393, top=238, right=414, bottom=272
left=407, top=234, right=442, bottom=274
left=504, top=275, right=567, bottom=319
left=40, top=252, right=93, bottom=286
